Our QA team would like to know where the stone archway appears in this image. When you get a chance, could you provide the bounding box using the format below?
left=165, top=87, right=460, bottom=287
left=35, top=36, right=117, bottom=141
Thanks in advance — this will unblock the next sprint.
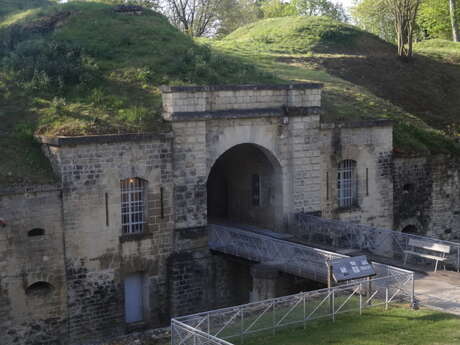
left=207, top=143, right=283, bottom=231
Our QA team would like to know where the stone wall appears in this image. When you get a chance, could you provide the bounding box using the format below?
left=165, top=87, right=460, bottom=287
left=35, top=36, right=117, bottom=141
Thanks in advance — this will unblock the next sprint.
left=161, top=84, right=322, bottom=118
left=393, top=155, right=460, bottom=240
left=320, top=121, right=394, bottom=228
left=0, top=185, right=67, bottom=345
left=163, top=83, right=324, bottom=232
left=7, top=82, right=458, bottom=345
left=42, top=134, right=176, bottom=343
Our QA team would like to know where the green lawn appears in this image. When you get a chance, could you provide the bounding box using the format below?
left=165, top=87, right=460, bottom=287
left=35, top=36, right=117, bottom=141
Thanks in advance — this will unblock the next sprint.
left=234, top=306, right=460, bottom=345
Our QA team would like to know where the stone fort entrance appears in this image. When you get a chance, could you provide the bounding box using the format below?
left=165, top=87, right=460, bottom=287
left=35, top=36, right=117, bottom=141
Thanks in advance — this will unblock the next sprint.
left=161, top=83, right=324, bottom=232
left=207, top=143, right=283, bottom=230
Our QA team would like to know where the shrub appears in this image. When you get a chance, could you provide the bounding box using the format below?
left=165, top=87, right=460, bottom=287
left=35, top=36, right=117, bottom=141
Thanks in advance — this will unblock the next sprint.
left=1, top=39, right=98, bottom=91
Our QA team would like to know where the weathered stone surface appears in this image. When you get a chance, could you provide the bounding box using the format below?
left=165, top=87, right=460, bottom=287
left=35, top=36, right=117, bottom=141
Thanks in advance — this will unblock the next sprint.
left=393, top=155, right=460, bottom=240
left=320, top=122, right=394, bottom=228
left=4, top=83, right=459, bottom=345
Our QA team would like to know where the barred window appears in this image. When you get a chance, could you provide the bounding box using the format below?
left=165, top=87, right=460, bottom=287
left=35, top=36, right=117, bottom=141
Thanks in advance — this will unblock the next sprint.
left=337, top=160, right=358, bottom=208
left=121, top=178, right=146, bottom=234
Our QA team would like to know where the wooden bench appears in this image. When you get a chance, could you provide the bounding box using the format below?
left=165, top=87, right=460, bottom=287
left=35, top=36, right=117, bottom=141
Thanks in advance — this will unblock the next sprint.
left=403, top=239, right=450, bottom=272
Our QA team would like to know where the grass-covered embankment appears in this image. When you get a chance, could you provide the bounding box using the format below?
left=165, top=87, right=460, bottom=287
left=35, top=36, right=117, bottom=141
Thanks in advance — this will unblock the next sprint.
left=0, top=1, right=276, bottom=185
left=237, top=306, right=460, bottom=345
left=212, top=16, right=460, bottom=156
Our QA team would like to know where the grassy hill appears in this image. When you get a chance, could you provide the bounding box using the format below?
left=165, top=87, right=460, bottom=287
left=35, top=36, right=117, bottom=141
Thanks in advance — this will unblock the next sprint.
left=0, top=1, right=275, bottom=185
left=1, top=4, right=460, bottom=186
left=214, top=16, right=460, bottom=156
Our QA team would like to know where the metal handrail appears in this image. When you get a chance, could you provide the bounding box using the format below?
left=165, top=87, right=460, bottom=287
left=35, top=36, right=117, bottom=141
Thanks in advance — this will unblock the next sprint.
left=172, top=272, right=414, bottom=345
left=208, top=223, right=412, bottom=283
left=296, top=214, right=460, bottom=271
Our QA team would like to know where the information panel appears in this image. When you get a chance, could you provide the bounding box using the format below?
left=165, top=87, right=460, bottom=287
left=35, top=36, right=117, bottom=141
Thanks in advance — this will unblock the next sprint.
left=331, top=255, right=376, bottom=282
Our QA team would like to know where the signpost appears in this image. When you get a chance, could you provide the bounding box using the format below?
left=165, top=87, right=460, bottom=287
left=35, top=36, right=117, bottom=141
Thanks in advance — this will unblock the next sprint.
left=327, top=256, right=376, bottom=317
left=330, top=255, right=376, bottom=283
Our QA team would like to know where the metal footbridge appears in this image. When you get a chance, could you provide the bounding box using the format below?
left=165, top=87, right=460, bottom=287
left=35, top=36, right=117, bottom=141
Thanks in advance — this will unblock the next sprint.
left=209, top=214, right=460, bottom=315
left=208, top=223, right=412, bottom=285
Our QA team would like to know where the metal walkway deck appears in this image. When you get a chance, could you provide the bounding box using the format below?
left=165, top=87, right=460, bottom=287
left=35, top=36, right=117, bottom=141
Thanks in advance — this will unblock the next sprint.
left=209, top=217, right=460, bottom=315
left=208, top=223, right=412, bottom=284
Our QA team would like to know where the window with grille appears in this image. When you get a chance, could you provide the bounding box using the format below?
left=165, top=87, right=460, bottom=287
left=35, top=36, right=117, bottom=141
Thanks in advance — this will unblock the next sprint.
left=121, top=178, right=146, bottom=234
left=337, top=160, right=358, bottom=209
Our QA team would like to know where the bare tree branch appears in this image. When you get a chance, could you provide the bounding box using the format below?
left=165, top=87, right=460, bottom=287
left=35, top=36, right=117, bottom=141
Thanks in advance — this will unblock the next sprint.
left=162, top=0, right=218, bottom=37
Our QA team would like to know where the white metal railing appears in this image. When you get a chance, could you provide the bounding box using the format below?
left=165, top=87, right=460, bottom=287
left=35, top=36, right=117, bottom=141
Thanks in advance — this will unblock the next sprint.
left=208, top=224, right=411, bottom=284
left=171, top=272, right=414, bottom=345
left=296, top=214, right=460, bottom=272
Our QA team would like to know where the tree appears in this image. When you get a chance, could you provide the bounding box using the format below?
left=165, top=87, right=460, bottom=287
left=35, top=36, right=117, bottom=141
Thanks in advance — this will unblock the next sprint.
left=216, top=0, right=263, bottom=36
left=260, top=0, right=297, bottom=18
left=449, top=0, right=459, bottom=41
left=385, top=0, right=420, bottom=58
left=161, top=0, right=219, bottom=37
left=417, top=0, right=460, bottom=40
left=351, top=0, right=396, bottom=42
left=295, top=0, right=348, bottom=22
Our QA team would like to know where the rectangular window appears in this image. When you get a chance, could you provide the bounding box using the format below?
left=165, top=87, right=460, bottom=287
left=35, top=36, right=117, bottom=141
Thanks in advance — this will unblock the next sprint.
left=252, top=174, right=261, bottom=207
left=337, top=160, right=358, bottom=208
left=124, top=273, right=144, bottom=324
left=121, top=178, right=146, bottom=234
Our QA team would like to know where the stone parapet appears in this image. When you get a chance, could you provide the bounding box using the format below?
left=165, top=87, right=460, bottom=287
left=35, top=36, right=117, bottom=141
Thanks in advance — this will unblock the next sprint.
left=161, top=83, right=323, bottom=120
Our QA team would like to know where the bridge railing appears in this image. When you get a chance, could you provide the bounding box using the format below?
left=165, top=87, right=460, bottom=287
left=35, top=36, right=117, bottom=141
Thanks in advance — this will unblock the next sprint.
left=295, top=214, right=460, bottom=272
left=171, top=271, right=414, bottom=345
left=209, top=224, right=413, bottom=283
left=209, top=223, right=343, bottom=283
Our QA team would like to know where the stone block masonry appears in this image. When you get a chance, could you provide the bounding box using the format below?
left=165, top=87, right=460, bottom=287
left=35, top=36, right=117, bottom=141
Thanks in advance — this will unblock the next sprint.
left=162, top=83, right=324, bottom=230
left=0, top=185, right=67, bottom=345
left=320, top=121, right=394, bottom=228
left=3, top=82, right=434, bottom=345
left=40, top=134, right=177, bottom=343
left=393, top=155, right=460, bottom=240
left=161, top=84, right=322, bottom=118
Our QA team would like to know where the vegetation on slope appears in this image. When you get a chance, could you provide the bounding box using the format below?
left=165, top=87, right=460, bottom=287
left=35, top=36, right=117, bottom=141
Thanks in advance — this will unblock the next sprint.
left=2, top=4, right=460, bottom=186
left=214, top=16, right=460, bottom=156
left=0, top=1, right=275, bottom=185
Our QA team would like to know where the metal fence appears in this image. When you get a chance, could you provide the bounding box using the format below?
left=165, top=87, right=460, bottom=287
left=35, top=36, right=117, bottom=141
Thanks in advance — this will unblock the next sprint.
left=296, top=214, right=460, bottom=272
left=209, top=224, right=414, bottom=284
left=172, top=271, right=414, bottom=345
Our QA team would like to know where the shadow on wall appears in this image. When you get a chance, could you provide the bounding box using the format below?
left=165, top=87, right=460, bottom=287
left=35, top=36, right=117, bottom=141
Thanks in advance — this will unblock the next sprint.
left=207, top=143, right=283, bottom=231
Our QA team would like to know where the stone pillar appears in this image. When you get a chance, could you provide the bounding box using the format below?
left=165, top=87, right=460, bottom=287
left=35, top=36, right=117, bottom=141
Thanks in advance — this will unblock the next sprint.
left=250, top=264, right=279, bottom=302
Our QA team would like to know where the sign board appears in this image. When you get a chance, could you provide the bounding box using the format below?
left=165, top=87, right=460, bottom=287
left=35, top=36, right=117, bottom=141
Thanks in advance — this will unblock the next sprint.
left=331, top=256, right=376, bottom=283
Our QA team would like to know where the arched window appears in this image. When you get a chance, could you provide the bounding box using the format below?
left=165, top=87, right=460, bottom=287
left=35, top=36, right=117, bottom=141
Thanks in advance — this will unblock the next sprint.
left=26, top=281, right=53, bottom=297
left=121, top=178, right=147, bottom=234
left=337, top=160, right=358, bottom=208
left=28, top=228, right=45, bottom=237
left=402, top=225, right=418, bottom=234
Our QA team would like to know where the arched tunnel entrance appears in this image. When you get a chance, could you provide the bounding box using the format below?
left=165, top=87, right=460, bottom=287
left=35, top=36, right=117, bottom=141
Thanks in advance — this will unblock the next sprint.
left=207, top=143, right=283, bottom=231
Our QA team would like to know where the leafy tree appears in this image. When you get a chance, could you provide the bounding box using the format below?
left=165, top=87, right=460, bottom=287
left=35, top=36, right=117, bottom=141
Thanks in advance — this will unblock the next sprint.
left=216, top=0, right=263, bottom=36
left=385, top=0, right=421, bottom=58
left=260, top=0, right=297, bottom=18
left=295, top=0, right=348, bottom=22
left=351, top=0, right=396, bottom=42
left=417, top=0, right=460, bottom=40
left=259, top=0, right=347, bottom=21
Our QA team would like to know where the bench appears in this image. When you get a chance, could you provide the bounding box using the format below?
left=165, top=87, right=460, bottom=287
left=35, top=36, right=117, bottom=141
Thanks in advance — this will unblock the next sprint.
left=403, top=239, right=450, bottom=272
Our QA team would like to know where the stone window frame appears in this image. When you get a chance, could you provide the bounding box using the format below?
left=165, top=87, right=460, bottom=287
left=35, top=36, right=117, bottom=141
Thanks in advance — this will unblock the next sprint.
left=337, top=160, right=358, bottom=209
left=121, top=177, right=148, bottom=235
